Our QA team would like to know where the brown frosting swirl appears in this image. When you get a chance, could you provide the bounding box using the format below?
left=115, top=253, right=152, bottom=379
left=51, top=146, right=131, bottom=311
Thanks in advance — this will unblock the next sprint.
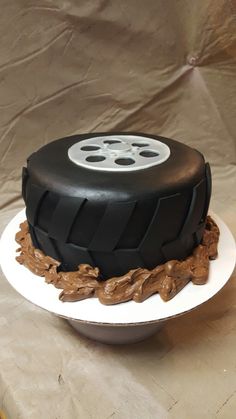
left=15, top=216, right=219, bottom=305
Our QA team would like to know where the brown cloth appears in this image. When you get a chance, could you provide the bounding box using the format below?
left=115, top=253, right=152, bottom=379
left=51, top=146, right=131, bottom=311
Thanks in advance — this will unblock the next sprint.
left=0, top=1, right=235, bottom=418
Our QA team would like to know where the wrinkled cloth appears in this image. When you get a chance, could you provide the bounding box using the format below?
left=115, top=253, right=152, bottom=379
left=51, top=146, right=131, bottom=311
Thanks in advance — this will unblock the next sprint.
left=0, top=1, right=236, bottom=418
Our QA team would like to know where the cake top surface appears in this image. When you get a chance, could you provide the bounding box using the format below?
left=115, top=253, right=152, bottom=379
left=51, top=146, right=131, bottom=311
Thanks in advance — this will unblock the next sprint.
left=27, top=132, right=205, bottom=201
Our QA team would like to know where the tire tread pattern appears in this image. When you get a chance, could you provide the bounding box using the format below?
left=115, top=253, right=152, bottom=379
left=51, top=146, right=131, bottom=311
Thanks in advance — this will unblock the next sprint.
left=24, top=164, right=211, bottom=278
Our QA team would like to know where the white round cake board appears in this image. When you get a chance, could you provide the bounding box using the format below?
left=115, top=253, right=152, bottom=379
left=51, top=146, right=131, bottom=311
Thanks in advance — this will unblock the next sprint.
left=0, top=209, right=235, bottom=325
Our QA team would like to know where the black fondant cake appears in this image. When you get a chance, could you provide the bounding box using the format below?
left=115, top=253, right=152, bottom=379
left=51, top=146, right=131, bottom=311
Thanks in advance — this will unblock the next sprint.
left=22, top=132, right=211, bottom=279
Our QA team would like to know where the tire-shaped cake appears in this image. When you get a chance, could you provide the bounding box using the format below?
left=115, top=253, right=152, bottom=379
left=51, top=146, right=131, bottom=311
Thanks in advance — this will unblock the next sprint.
left=22, top=132, right=211, bottom=279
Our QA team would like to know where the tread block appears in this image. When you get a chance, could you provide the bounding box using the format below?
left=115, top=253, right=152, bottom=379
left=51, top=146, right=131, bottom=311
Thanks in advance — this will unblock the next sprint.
left=202, top=163, right=211, bottom=221
left=180, top=178, right=206, bottom=237
left=115, top=248, right=145, bottom=276
left=34, top=226, right=60, bottom=261
left=49, top=196, right=85, bottom=242
left=26, top=183, right=48, bottom=226
left=56, top=241, right=95, bottom=271
left=22, top=167, right=29, bottom=203
left=139, top=193, right=187, bottom=266
left=89, top=201, right=136, bottom=252
left=162, top=234, right=195, bottom=261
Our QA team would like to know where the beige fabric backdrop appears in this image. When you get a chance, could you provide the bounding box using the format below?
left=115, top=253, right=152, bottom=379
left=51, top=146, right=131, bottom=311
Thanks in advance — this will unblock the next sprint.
left=0, top=1, right=236, bottom=418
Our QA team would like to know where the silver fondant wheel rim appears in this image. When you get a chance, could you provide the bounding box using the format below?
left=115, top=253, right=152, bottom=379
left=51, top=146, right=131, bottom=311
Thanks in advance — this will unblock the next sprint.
left=68, top=135, right=170, bottom=172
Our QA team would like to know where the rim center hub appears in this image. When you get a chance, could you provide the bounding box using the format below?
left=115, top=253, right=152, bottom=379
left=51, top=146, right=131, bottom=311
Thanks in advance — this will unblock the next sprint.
left=107, top=142, right=131, bottom=153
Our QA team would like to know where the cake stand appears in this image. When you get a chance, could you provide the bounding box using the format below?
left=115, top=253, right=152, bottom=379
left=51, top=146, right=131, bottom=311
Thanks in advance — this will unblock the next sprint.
left=0, top=210, right=235, bottom=344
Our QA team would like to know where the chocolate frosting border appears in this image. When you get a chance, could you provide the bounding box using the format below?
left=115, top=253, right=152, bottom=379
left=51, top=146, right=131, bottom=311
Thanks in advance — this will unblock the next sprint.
left=15, top=216, right=219, bottom=305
